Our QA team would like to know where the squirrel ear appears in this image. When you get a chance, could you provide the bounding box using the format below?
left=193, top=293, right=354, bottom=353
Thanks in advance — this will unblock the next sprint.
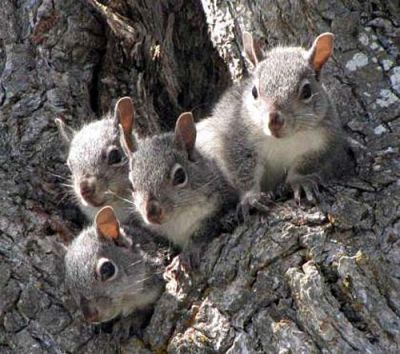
left=175, top=112, right=196, bottom=158
left=115, top=97, right=136, bottom=153
left=55, top=118, right=75, bottom=145
left=242, top=31, right=263, bottom=67
left=95, top=206, right=120, bottom=241
left=307, top=33, right=334, bottom=74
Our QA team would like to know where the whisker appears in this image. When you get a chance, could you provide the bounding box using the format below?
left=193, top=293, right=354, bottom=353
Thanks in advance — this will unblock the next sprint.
left=105, top=189, right=133, bottom=205
left=295, top=113, right=317, bottom=117
left=56, top=192, right=72, bottom=206
left=128, top=272, right=164, bottom=287
left=125, top=259, right=143, bottom=269
left=59, top=182, right=74, bottom=189
left=49, top=172, right=70, bottom=181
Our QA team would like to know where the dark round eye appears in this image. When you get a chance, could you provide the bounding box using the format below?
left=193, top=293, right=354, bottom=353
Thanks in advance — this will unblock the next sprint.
left=252, top=86, right=258, bottom=99
left=98, top=260, right=116, bottom=281
left=172, top=166, right=187, bottom=186
left=300, top=83, right=312, bottom=100
left=107, top=148, right=122, bottom=165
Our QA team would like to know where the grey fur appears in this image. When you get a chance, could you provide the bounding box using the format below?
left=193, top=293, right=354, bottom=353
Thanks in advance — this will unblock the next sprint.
left=57, top=113, right=136, bottom=223
left=64, top=220, right=168, bottom=323
left=197, top=33, right=351, bottom=204
left=197, top=81, right=258, bottom=193
left=128, top=130, right=238, bottom=248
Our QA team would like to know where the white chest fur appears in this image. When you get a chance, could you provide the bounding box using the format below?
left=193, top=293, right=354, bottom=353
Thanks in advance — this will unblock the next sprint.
left=259, top=129, right=327, bottom=176
left=151, top=197, right=217, bottom=248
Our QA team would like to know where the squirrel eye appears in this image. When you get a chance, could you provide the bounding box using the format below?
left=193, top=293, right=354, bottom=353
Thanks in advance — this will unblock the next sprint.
left=172, top=165, right=187, bottom=187
left=107, top=148, right=122, bottom=165
left=300, top=83, right=312, bottom=101
left=252, top=86, right=258, bottom=99
left=96, top=258, right=117, bottom=282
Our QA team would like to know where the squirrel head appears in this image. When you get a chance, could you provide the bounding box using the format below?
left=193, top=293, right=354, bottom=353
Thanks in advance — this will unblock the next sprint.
left=122, top=112, right=210, bottom=227
left=64, top=206, right=163, bottom=323
left=242, top=32, right=334, bottom=138
left=55, top=97, right=135, bottom=222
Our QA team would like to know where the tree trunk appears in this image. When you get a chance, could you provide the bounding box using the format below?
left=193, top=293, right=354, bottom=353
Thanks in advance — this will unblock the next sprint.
left=1, top=0, right=399, bottom=353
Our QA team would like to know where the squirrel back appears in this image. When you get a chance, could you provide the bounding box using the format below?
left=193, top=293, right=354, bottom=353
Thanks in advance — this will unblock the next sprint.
left=64, top=206, right=168, bottom=324
left=196, top=81, right=253, bottom=189
left=55, top=97, right=137, bottom=223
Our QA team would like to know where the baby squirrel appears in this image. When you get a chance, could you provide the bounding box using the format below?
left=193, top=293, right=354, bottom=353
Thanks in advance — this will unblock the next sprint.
left=55, top=97, right=136, bottom=223
left=64, top=206, right=168, bottom=324
left=120, top=112, right=238, bottom=249
left=197, top=32, right=350, bottom=205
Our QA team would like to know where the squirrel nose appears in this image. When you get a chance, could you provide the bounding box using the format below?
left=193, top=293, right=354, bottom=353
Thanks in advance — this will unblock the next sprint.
left=146, top=198, right=164, bottom=224
left=80, top=297, right=99, bottom=323
left=268, top=111, right=284, bottom=137
left=80, top=179, right=95, bottom=198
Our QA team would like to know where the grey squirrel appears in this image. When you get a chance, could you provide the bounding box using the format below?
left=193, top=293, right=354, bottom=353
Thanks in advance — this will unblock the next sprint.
left=196, top=32, right=351, bottom=206
left=55, top=97, right=136, bottom=223
left=64, top=206, right=168, bottom=324
left=120, top=111, right=238, bottom=249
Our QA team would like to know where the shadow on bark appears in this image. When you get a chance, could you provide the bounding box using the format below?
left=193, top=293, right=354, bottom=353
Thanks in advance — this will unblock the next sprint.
left=0, top=0, right=399, bottom=353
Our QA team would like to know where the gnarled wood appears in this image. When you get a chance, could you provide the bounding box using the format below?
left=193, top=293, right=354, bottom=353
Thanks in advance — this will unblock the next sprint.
left=0, top=0, right=399, bottom=353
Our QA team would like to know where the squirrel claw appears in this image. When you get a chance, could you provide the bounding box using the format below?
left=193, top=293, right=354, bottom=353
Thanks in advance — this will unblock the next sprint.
left=220, top=210, right=240, bottom=233
left=291, top=176, right=321, bottom=205
left=237, top=191, right=272, bottom=221
left=236, top=200, right=250, bottom=222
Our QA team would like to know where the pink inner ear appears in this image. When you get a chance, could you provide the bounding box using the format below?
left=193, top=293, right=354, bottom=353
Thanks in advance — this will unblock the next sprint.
left=116, top=97, right=134, bottom=134
left=98, top=223, right=119, bottom=240
left=96, top=207, right=120, bottom=240
left=312, top=34, right=333, bottom=72
left=175, top=112, right=196, bottom=152
left=242, top=31, right=262, bottom=67
left=116, top=97, right=136, bottom=153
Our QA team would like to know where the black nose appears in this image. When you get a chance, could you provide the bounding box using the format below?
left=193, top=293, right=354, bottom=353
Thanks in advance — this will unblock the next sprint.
left=268, top=111, right=284, bottom=134
left=146, top=199, right=163, bottom=224
left=80, top=297, right=99, bottom=323
left=80, top=180, right=95, bottom=198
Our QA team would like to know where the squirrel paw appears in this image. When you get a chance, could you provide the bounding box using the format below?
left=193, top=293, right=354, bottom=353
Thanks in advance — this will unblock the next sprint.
left=111, top=316, right=134, bottom=340
left=95, top=314, right=140, bottom=341
left=237, top=191, right=273, bottom=220
left=220, top=209, right=240, bottom=233
left=290, top=176, right=321, bottom=205
left=109, top=308, right=151, bottom=341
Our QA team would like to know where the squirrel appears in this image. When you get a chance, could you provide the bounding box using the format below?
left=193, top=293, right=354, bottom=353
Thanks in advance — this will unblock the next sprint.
left=196, top=32, right=351, bottom=207
left=119, top=111, right=238, bottom=250
left=55, top=97, right=137, bottom=223
left=64, top=206, right=168, bottom=324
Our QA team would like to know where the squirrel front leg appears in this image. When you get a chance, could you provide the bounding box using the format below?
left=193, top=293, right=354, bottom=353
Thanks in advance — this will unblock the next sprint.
left=286, top=168, right=322, bottom=204
left=225, top=143, right=271, bottom=217
left=286, top=140, right=350, bottom=204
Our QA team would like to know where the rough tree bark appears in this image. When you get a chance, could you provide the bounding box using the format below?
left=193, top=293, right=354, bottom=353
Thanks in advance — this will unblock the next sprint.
left=0, top=0, right=399, bottom=353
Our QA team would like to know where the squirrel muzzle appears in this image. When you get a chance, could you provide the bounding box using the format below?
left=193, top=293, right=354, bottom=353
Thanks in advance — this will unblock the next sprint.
left=268, top=111, right=284, bottom=138
left=145, top=198, right=165, bottom=224
left=80, top=297, right=100, bottom=323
